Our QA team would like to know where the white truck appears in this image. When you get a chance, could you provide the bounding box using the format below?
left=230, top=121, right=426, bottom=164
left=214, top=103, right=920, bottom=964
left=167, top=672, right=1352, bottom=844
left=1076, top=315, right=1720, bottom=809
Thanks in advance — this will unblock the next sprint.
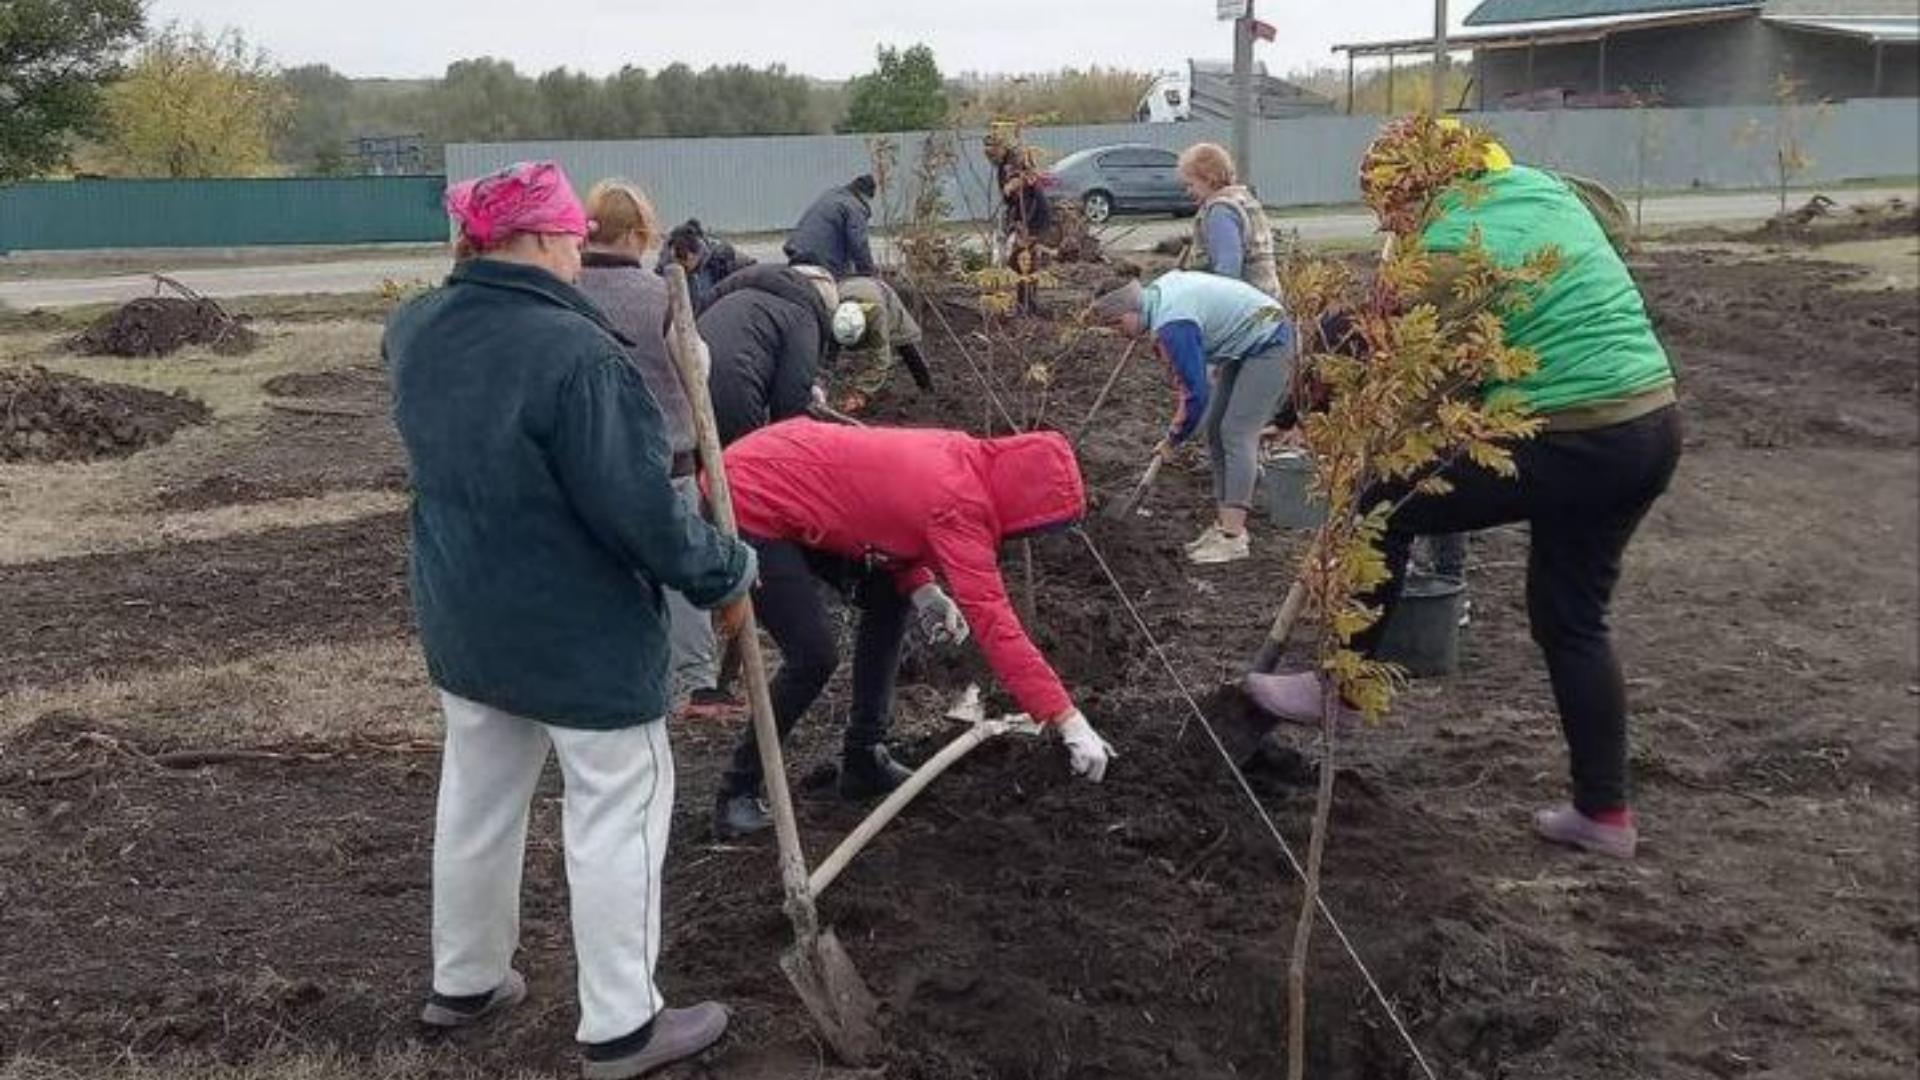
left=1135, top=59, right=1334, bottom=123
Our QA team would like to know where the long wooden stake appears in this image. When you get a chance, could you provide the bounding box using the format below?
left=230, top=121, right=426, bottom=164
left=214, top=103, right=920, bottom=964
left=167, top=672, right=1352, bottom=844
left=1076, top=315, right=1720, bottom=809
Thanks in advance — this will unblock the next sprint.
left=1287, top=678, right=1342, bottom=1080
left=1070, top=339, right=1141, bottom=450
left=662, top=268, right=815, bottom=935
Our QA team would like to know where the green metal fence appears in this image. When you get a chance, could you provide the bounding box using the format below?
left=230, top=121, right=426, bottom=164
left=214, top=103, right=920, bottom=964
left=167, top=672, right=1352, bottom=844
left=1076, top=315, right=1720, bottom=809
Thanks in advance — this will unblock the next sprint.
left=0, top=176, right=449, bottom=252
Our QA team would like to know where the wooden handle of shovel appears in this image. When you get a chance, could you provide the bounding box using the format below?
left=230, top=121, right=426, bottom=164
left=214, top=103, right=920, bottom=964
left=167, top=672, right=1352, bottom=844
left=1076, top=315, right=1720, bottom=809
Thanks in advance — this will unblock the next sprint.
left=1106, top=453, right=1164, bottom=521
left=1248, top=579, right=1307, bottom=676
left=663, top=267, right=819, bottom=927
left=808, top=718, right=1026, bottom=899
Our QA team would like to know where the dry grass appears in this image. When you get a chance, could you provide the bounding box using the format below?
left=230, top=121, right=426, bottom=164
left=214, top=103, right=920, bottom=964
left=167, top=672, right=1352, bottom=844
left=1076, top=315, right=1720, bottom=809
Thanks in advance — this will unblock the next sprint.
left=1820, top=237, right=1920, bottom=291
left=0, top=484, right=406, bottom=565
left=0, top=319, right=395, bottom=563
left=0, top=637, right=438, bottom=749
left=0, top=1050, right=555, bottom=1080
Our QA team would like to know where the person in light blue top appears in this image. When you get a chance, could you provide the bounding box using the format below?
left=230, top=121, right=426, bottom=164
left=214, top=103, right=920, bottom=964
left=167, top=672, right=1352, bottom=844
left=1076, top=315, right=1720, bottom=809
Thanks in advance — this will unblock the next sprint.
left=1095, top=269, right=1293, bottom=565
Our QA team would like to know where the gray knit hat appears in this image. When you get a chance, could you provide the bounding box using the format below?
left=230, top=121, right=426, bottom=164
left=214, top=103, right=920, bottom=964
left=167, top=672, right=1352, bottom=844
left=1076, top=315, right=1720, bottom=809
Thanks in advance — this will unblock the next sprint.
left=1091, top=278, right=1144, bottom=320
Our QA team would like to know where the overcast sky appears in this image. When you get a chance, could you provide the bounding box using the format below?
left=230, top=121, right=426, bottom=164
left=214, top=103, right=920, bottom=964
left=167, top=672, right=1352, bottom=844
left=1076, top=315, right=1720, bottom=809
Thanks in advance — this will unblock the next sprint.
left=146, top=1, right=1469, bottom=81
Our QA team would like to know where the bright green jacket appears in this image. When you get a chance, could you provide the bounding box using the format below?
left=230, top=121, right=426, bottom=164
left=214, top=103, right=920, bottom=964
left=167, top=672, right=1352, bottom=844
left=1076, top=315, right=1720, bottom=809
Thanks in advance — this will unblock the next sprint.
left=1421, top=165, right=1674, bottom=416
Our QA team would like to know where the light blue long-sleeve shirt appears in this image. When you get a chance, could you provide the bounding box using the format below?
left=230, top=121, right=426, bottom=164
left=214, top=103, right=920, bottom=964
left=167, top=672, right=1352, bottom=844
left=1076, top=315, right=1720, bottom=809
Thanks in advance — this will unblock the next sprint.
left=1143, top=271, right=1289, bottom=444
left=1142, top=270, right=1286, bottom=363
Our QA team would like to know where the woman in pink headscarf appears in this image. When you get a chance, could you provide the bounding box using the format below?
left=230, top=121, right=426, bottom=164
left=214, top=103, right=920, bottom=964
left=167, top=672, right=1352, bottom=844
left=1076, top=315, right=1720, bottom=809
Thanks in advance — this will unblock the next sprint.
left=385, top=160, right=756, bottom=1078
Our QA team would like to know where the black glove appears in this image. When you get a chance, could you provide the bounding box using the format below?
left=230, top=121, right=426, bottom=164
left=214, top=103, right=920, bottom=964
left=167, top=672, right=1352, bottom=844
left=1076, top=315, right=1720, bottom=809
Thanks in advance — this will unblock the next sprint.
left=898, top=343, right=934, bottom=393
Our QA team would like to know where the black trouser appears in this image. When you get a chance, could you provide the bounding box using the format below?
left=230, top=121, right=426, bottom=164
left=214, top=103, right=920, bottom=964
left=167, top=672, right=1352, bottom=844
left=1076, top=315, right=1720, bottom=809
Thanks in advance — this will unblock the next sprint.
left=723, top=538, right=911, bottom=794
left=1352, top=406, right=1682, bottom=814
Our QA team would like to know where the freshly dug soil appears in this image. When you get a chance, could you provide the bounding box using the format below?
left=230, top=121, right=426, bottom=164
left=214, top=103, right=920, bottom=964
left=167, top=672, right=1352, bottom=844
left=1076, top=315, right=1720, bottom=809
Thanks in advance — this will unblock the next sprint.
left=1664, top=202, right=1920, bottom=247
left=261, top=369, right=385, bottom=400
left=1635, top=251, right=1920, bottom=448
left=71, top=296, right=258, bottom=358
left=155, top=366, right=405, bottom=512
left=0, top=512, right=411, bottom=693
left=0, top=251, right=1913, bottom=1080
left=0, top=365, right=210, bottom=463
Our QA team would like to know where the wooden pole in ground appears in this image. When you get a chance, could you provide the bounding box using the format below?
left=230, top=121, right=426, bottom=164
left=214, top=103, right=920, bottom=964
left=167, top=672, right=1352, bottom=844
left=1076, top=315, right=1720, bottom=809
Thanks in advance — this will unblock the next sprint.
left=1432, top=0, right=1450, bottom=114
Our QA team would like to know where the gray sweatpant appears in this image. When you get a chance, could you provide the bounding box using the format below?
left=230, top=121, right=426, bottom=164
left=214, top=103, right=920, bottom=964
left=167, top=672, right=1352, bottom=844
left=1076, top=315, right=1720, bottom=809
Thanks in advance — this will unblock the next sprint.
left=1201, top=340, right=1294, bottom=509
left=665, top=475, right=719, bottom=702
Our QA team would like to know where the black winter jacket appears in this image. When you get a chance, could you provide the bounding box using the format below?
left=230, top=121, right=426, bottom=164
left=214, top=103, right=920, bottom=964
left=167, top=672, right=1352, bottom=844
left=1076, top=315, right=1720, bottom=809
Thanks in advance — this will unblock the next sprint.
left=699, top=264, right=836, bottom=444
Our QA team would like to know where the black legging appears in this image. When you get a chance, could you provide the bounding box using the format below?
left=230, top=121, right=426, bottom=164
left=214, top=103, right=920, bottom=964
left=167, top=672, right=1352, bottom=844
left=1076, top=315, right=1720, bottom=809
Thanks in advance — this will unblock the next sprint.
left=723, top=538, right=911, bottom=794
left=1353, top=406, right=1682, bottom=814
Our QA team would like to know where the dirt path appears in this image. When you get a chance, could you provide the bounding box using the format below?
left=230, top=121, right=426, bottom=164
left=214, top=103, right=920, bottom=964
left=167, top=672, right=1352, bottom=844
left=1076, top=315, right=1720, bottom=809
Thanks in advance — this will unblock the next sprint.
left=0, top=251, right=1913, bottom=1079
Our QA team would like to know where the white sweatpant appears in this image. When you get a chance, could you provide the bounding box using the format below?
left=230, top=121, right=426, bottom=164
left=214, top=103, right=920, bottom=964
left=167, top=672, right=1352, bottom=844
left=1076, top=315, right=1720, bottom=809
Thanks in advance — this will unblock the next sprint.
left=431, top=691, right=674, bottom=1044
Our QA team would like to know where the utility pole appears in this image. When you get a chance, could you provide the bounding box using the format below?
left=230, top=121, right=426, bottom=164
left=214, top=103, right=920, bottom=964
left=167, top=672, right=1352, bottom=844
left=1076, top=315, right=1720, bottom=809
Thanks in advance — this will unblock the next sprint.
left=1229, top=0, right=1253, bottom=171
left=1432, top=0, right=1450, bottom=114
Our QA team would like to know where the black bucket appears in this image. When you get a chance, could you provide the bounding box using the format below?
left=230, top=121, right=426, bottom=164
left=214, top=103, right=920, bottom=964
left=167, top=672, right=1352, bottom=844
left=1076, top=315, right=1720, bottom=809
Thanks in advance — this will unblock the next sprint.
left=1376, top=572, right=1467, bottom=678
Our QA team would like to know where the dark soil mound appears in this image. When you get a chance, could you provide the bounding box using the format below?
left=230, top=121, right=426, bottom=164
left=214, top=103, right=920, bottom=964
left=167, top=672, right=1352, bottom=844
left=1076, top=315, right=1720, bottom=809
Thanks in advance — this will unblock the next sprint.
left=1637, top=252, right=1920, bottom=448
left=0, top=366, right=210, bottom=463
left=262, top=369, right=383, bottom=400
left=71, top=297, right=258, bottom=358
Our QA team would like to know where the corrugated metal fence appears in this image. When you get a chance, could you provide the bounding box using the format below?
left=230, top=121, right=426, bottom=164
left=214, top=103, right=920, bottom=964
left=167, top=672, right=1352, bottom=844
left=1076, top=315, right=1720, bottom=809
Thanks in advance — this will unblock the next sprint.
left=0, top=176, right=447, bottom=252
left=449, top=99, right=1920, bottom=233
left=2, top=100, right=1913, bottom=250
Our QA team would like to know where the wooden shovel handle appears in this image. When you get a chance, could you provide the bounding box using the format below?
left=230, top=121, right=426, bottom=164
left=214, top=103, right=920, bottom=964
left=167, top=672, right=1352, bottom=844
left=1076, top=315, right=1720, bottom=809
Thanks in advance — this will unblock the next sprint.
left=1248, top=579, right=1307, bottom=676
left=808, top=719, right=1022, bottom=899
left=663, top=266, right=820, bottom=925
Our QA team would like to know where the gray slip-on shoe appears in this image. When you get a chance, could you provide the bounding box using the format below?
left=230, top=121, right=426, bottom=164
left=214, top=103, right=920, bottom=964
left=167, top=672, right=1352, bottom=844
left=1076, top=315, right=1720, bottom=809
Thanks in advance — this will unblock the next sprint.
left=581, top=1002, right=731, bottom=1080
left=420, top=969, right=527, bottom=1028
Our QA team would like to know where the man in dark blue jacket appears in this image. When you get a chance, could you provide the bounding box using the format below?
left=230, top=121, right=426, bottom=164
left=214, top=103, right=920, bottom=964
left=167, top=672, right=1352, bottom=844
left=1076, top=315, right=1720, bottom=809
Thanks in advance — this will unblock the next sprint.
left=386, top=161, right=757, bottom=1080
left=784, top=174, right=878, bottom=278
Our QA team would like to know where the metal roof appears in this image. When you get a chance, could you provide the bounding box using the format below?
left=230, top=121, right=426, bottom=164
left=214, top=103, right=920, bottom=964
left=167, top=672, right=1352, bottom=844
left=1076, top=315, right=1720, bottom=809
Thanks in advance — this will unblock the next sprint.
left=1464, top=0, right=1755, bottom=25
left=1763, top=14, right=1920, bottom=38
left=1335, top=6, right=1759, bottom=56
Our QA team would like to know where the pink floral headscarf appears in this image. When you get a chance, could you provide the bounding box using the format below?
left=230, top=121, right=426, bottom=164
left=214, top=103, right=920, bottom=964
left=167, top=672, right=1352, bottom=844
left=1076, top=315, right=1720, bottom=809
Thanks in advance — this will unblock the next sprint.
left=445, top=161, right=589, bottom=249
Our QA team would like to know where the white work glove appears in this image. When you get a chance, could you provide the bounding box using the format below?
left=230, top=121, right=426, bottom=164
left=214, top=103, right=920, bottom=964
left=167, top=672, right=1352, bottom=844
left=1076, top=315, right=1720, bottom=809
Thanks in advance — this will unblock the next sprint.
left=1055, top=709, right=1114, bottom=783
left=911, top=584, right=970, bottom=646
left=810, top=383, right=829, bottom=409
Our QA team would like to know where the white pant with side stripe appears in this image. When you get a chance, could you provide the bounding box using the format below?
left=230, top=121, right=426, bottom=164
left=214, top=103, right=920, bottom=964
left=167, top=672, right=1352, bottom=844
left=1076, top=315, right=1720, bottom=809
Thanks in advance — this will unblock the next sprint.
left=430, top=691, right=674, bottom=1044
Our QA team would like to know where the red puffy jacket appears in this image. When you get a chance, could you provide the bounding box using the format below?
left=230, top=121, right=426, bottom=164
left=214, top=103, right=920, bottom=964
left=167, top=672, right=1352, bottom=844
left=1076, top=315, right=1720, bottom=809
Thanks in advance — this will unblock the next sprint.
left=722, top=419, right=1085, bottom=722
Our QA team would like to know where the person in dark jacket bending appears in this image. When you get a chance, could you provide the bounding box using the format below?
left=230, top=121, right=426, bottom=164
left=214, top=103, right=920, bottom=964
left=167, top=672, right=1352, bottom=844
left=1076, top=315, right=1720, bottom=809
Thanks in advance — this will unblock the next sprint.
left=656, top=218, right=751, bottom=314
left=784, top=174, right=877, bottom=279
left=385, top=161, right=757, bottom=1079
left=698, top=262, right=840, bottom=445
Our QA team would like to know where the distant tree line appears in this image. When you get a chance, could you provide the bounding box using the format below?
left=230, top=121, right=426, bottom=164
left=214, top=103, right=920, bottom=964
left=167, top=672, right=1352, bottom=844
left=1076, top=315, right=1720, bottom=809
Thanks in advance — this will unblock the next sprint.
left=1, top=10, right=1161, bottom=181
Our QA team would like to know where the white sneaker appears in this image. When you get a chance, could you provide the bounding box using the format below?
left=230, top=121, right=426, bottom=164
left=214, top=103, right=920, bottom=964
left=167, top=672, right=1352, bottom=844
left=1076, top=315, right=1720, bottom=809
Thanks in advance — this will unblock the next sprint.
left=1188, top=528, right=1250, bottom=565
left=1184, top=525, right=1224, bottom=553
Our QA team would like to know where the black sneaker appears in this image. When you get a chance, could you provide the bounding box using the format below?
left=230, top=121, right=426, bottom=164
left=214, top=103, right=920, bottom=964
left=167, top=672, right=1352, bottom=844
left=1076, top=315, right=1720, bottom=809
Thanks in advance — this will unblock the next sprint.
left=836, top=745, right=913, bottom=801
left=712, top=789, right=772, bottom=839
left=420, top=969, right=527, bottom=1028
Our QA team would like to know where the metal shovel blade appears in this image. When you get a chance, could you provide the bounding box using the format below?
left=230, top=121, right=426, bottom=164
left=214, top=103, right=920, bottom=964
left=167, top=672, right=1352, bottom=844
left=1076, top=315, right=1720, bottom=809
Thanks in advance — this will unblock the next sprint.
left=779, top=928, right=883, bottom=1065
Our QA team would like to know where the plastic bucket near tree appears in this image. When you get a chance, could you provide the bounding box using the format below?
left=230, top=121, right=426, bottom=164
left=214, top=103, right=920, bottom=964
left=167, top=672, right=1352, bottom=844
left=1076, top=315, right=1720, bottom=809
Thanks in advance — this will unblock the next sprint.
left=1376, top=571, right=1467, bottom=678
left=1259, top=449, right=1325, bottom=530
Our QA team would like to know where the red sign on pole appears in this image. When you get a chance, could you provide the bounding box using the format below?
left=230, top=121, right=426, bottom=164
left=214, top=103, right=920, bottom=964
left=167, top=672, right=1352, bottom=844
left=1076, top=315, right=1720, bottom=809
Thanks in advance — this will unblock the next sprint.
left=1251, top=18, right=1277, bottom=41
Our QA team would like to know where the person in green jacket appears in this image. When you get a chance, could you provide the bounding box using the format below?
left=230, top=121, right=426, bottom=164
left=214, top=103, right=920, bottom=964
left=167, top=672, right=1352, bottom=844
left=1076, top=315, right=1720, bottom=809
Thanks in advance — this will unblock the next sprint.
left=386, top=161, right=757, bottom=1079
left=1245, top=118, right=1681, bottom=861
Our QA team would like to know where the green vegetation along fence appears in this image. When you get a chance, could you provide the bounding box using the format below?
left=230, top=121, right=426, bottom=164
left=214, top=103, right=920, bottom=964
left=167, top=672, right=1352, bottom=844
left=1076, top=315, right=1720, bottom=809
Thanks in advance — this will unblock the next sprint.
left=0, top=176, right=449, bottom=252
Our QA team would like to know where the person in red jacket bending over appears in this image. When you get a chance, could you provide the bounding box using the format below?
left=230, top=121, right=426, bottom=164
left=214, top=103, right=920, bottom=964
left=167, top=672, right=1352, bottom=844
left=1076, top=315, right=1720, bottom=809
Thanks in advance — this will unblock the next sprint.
left=712, top=418, right=1115, bottom=837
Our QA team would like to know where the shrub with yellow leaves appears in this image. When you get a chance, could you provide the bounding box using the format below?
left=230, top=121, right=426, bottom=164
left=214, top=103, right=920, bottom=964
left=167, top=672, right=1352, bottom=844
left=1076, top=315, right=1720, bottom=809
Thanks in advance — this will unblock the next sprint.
left=1275, top=114, right=1560, bottom=1080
